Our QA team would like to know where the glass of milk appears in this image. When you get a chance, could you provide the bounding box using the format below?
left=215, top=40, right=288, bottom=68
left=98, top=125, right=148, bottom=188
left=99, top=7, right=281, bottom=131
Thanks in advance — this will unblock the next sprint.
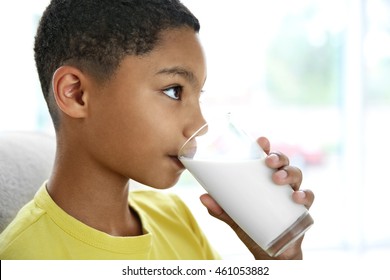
left=178, top=115, right=314, bottom=257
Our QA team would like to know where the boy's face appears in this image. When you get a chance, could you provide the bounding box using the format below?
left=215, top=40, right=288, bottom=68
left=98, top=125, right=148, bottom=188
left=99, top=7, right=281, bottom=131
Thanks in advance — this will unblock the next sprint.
left=84, top=27, right=207, bottom=189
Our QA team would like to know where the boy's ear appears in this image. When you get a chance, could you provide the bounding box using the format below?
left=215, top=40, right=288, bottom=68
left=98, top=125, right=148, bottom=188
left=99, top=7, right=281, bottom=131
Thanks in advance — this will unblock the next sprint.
left=52, top=66, right=89, bottom=119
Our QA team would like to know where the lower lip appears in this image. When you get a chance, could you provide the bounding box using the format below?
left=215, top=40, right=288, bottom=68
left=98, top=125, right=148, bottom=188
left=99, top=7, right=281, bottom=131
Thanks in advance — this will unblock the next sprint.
left=170, top=156, right=185, bottom=169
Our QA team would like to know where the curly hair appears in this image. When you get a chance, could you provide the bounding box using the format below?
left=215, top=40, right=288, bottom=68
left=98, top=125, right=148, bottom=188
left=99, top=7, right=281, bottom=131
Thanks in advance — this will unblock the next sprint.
left=34, top=0, right=200, bottom=128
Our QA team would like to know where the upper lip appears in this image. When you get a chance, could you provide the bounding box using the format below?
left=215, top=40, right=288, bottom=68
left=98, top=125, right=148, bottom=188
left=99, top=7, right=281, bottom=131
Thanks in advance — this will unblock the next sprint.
left=178, top=138, right=197, bottom=158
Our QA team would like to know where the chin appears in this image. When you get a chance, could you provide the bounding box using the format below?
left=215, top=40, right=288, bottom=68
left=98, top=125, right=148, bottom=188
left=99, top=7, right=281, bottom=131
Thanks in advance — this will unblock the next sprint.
left=152, top=176, right=181, bottom=190
left=137, top=172, right=183, bottom=190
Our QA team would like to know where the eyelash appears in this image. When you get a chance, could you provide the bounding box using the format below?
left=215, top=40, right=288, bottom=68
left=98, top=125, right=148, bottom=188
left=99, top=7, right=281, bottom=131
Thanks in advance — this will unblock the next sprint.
left=162, top=85, right=183, bottom=100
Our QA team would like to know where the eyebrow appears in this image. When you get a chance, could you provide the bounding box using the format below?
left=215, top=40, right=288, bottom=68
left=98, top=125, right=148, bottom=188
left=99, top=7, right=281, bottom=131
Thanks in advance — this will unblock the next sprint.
left=155, top=66, right=199, bottom=88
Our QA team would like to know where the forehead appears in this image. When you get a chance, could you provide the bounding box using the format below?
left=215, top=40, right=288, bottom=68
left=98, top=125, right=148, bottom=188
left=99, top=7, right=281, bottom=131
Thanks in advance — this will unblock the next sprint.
left=135, top=27, right=206, bottom=86
left=105, top=27, right=207, bottom=91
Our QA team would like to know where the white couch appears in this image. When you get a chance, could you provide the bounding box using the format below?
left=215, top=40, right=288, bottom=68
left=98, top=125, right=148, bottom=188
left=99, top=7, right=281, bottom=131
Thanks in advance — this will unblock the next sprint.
left=0, top=131, right=55, bottom=232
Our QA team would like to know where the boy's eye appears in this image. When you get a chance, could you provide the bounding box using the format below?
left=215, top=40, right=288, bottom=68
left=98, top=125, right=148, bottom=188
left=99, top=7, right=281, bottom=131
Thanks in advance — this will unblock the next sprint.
left=162, top=86, right=183, bottom=100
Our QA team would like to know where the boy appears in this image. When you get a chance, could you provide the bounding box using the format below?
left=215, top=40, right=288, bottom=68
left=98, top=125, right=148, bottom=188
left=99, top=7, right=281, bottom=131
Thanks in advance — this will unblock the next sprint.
left=0, top=0, right=314, bottom=259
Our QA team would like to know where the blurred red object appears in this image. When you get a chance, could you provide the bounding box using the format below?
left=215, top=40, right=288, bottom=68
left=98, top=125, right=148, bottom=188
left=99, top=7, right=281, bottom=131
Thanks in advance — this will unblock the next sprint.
left=272, top=143, right=324, bottom=166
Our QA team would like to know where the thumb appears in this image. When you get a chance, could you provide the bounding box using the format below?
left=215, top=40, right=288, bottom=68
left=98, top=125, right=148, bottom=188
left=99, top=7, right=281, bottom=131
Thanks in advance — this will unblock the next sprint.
left=257, top=136, right=271, bottom=155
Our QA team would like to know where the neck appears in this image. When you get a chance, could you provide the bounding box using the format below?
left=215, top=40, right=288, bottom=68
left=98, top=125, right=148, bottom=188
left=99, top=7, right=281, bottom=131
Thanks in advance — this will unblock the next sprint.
left=47, top=143, right=143, bottom=237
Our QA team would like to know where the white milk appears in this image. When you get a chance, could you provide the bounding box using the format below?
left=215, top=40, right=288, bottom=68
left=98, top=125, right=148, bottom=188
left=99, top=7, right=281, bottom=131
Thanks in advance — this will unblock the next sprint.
left=180, top=157, right=309, bottom=251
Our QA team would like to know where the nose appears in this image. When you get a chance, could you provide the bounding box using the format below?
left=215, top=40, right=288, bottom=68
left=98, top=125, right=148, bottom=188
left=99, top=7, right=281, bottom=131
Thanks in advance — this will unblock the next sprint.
left=183, top=106, right=207, bottom=139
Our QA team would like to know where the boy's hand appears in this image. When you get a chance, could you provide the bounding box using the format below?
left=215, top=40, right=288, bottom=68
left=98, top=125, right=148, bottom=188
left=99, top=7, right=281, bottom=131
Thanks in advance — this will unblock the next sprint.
left=199, top=136, right=315, bottom=260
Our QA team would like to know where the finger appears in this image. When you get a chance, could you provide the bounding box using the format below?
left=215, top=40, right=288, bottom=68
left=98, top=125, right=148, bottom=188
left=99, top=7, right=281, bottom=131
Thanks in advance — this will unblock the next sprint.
left=199, top=194, right=224, bottom=216
left=276, top=236, right=304, bottom=260
left=272, top=166, right=303, bottom=190
left=200, top=194, right=268, bottom=259
left=265, top=152, right=290, bottom=169
left=292, top=189, right=315, bottom=209
left=257, top=137, right=271, bottom=155
left=199, top=194, right=237, bottom=228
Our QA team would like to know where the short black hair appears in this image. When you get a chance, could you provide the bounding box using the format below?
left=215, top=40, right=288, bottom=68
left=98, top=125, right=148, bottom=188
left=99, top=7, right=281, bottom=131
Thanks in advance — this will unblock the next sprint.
left=34, top=0, right=200, bottom=129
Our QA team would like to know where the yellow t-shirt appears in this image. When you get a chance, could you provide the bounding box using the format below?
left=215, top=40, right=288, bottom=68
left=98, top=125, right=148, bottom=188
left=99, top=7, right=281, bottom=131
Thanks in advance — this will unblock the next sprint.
left=0, top=184, right=219, bottom=260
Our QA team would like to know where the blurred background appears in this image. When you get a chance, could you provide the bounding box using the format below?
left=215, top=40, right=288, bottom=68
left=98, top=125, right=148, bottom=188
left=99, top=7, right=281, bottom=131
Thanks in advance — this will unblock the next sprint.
left=1, top=0, right=389, bottom=261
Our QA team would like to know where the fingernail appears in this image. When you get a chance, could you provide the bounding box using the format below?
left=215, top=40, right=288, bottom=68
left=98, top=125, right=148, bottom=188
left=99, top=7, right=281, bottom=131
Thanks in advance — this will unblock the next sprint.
left=268, top=153, right=279, bottom=163
left=276, top=170, right=288, bottom=179
left=296, top=191, right=306, bottom=199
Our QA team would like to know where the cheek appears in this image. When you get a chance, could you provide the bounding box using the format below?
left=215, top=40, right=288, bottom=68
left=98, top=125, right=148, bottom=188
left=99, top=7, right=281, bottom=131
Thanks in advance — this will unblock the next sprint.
left=91, top=108, right=159, bottom=163
left=86, top=97, right=152, bottom=165
left=118, top=120, right=183, bottom=189
left=94, top=93, right=155, bottom=145
left=87, top=91, right=183, bottom=187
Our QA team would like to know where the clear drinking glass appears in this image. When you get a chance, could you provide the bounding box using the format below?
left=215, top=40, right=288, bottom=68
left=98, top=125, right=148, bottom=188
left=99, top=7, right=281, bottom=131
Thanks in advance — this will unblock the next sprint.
left=178, top=115, right=314, bottom=257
